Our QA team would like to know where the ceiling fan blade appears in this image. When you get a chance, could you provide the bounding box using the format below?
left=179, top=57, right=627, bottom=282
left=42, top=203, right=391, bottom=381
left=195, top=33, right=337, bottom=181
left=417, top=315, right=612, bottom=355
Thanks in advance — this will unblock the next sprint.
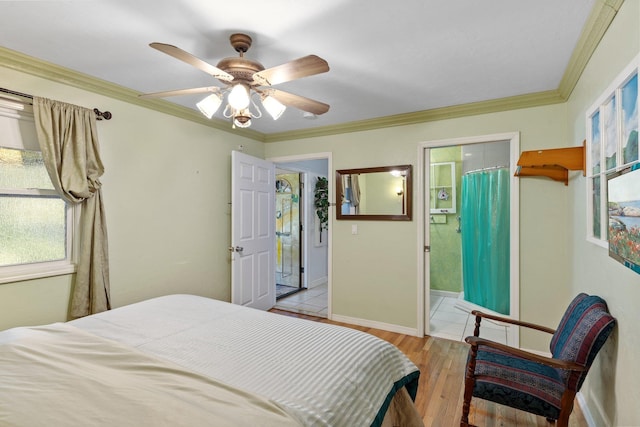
left=139, top=86, right=221, bottom=99
left=268, top=89, right=330, bottom=115
left=150, top=42, right=234, bottom=82
left=253, top=55, right=329, bottom=86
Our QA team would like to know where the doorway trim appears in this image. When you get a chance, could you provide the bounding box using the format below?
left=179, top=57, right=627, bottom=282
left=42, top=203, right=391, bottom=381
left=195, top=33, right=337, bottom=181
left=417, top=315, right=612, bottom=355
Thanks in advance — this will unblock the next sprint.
left=416, top=133, right=520, bottom=346
left=268, top=152, right=333, bottom=319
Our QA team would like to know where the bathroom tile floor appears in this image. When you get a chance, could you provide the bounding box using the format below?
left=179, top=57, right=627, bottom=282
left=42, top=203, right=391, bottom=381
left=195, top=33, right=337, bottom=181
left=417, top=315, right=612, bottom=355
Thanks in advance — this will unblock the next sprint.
left=274, top=282, right=328, bottom=318
left=429, top=294, right=509, bottom=345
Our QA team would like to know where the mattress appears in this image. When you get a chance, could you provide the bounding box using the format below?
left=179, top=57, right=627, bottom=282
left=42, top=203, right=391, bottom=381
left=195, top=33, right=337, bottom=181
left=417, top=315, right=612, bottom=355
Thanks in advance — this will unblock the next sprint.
left=1, top=294, right=421, bottom=426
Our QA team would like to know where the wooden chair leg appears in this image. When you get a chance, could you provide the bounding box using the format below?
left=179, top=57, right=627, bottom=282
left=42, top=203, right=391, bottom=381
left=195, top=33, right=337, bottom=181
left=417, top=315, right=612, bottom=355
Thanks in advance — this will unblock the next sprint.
left=460, top=345, right=478, bottom=427
left=556, top=390, right=576, bottom=427
left=557, top=413, right=570, bottom=427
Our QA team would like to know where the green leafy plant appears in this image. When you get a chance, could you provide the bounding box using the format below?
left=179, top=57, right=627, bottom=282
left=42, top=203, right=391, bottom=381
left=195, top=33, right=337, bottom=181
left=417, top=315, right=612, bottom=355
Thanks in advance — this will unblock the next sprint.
left=314, top=177, right=329, bottom=233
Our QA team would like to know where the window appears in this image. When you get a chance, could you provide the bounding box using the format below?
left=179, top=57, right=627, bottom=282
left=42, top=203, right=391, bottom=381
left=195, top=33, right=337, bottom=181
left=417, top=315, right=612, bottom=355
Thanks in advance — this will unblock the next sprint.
left=0, top=99, right=75, bottom=283
left=586, top=55, right=640, bottom=246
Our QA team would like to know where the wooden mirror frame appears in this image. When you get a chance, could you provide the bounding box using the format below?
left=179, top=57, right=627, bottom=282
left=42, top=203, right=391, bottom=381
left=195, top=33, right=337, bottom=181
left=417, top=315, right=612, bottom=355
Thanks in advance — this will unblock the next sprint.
left=336, top=165, right=412, bottom=221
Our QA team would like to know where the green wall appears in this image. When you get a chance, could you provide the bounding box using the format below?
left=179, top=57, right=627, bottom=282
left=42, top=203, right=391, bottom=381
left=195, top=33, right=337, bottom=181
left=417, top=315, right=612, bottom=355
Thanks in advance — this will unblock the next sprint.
left=566, top=1, right=640, bottom=425
left=0, top=65, right=262, bottom=330
left=362, top=173, right=405, bottom=215
left=265, top=103, right=570, bottom=334
left=429, top=146, right=462, bottom=293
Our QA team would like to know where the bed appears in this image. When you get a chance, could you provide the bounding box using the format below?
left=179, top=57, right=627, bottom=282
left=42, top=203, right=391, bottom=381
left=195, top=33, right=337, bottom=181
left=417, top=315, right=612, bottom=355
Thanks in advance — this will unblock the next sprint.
left=0, top=294, right=423, bottom=426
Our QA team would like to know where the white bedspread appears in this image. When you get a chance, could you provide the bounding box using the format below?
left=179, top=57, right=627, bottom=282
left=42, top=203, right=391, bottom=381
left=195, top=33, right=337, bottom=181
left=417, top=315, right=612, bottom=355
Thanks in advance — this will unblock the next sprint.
left=70, top=294, right=420, bottom=427
left=0, top=323, right=301, bottom=427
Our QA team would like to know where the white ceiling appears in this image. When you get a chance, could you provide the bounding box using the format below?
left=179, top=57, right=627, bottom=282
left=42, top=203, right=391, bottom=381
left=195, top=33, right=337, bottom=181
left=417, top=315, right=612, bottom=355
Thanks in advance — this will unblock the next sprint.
left=0, top=0, right=597, bottom=135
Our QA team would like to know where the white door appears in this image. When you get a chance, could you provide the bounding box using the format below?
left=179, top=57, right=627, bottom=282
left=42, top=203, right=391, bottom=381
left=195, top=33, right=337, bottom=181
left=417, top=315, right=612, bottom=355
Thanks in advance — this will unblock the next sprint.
left=231, top=151, right=276, bottom=310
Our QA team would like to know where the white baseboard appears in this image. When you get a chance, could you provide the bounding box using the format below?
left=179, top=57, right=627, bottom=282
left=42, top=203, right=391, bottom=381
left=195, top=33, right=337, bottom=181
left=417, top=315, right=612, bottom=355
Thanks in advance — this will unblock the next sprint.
left=309, top=277, right=328, bottom=288
left=430, top=289, right=461, bottom=298
left=330, top=314, right=420, bottom=337
left=576, top=393, right=595, bottom=427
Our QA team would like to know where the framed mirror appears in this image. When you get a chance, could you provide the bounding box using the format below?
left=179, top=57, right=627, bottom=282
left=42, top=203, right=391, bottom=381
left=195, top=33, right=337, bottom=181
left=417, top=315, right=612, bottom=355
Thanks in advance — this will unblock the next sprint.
left=336, top=165, right=412, bottom=221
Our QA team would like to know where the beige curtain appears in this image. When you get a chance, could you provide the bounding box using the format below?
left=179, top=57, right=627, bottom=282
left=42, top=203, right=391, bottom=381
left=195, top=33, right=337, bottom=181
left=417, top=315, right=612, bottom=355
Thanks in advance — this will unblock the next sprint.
left=341, top=175, right=349, bottom=204
left=350, top=174, right=361, bottom=208
left=33, top=97, right=110, bottom=318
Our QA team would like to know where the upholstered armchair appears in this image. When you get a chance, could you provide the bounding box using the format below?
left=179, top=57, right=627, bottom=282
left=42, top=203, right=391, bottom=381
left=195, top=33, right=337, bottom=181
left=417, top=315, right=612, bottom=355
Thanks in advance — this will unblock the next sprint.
left=460, top=293, right=616, bottom=427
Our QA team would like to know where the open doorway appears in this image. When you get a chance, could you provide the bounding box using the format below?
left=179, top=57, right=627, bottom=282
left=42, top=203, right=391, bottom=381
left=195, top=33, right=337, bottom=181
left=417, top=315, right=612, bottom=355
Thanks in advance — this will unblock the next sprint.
left=275, top=170, right=303, bottom=299
left=270, top=155, right=331, bottom=318
left=419, top=133, right=520, bottom=346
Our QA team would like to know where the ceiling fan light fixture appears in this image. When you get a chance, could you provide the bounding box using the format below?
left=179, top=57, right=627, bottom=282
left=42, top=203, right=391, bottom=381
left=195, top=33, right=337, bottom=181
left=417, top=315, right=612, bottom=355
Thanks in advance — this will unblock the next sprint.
left=143, top=33, right=330, bottom=130
left=196, top=93, right=222, bottom=119
left=228, top=84, right=250, bottom=110
left=233, top=113, right=252, bottom=128
left=261, top=95, right=286, bottom=120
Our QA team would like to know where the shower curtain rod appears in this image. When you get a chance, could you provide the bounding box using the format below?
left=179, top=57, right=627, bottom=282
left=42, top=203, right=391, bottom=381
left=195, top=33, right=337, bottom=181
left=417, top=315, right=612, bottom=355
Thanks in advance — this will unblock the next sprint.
left=0, top=87, right=112, bottom=121
left=465, top=165, right=509, bottom=174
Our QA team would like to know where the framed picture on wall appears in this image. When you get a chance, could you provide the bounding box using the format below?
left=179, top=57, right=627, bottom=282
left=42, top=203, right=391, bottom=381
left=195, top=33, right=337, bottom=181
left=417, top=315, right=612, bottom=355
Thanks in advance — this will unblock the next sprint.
left=607, top=164, right=640, bottom=274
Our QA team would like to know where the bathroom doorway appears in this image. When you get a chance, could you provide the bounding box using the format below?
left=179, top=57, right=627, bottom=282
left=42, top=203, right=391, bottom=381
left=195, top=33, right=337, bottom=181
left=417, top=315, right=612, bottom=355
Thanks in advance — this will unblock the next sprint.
left=420, top=133, right=520, bottom=346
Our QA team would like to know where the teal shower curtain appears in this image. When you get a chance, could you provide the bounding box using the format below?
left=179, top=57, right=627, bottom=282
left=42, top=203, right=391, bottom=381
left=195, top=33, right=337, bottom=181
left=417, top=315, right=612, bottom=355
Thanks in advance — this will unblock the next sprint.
left=460, top=168, right=510, bottom=315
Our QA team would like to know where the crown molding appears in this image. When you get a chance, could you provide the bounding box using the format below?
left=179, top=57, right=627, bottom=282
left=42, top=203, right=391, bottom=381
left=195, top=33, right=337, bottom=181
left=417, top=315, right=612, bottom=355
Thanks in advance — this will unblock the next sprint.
left=0, top=46, right=263, bottom=141
left=264, top=90, right=564, bottom=142
left=0, top=0, right=620, bottom=144
left=557, top=0, right=624, bottom=99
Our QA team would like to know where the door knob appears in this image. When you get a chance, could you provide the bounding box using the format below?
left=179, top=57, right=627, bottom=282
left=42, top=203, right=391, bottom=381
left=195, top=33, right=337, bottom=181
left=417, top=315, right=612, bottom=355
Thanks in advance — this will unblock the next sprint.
left=228, top=246, right=244, bottom=253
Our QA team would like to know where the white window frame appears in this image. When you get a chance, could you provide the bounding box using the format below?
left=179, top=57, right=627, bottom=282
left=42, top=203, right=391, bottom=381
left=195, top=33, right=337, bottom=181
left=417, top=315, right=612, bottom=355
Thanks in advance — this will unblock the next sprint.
left=0, top=98, right=77, bottom=284
left=585, top=54, right=640, bottom=248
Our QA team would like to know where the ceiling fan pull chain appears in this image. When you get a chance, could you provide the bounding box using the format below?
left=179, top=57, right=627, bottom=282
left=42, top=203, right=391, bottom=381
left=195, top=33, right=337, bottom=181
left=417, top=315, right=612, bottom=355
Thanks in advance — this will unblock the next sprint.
left=250, top=98, right=262, bottom=119
left=223, top=104, right=233, bottom=119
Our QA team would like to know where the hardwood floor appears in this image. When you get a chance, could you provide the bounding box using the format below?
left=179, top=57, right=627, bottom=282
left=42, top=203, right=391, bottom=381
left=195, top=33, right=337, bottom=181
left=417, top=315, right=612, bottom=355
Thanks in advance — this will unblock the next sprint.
left=270, top=309, right=588, bottom=427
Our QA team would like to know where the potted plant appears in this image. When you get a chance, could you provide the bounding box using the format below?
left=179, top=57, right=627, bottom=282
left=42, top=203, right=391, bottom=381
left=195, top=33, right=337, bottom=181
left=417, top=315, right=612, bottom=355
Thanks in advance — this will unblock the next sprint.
left=314, top=177, right=329, bottom=240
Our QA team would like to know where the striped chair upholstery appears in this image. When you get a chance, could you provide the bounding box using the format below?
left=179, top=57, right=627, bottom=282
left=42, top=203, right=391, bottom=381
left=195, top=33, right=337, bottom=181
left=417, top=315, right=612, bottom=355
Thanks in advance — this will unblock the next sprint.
left=549, top=293, right=616, bottom=390
left=461, top=293, right=616, bottom=426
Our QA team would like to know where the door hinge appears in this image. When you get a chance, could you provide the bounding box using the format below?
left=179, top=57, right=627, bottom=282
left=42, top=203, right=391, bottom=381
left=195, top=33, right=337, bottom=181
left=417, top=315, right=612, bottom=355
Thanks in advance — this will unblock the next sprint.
left=424, top=245, right=431, bottom=252
left=300, top=223, right=303, bottom=231
left=300, top=266, right=305, bottom=273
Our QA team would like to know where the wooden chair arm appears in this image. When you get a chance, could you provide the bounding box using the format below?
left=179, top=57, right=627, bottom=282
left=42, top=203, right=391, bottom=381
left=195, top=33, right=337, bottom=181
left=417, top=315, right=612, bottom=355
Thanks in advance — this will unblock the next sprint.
left=471, top=310, right=556, bottom=334
left=465, top=336, right=586, bottom=372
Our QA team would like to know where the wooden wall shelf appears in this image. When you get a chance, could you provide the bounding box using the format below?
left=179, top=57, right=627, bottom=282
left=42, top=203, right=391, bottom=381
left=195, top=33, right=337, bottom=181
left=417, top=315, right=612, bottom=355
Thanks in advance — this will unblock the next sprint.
left=514, top=142, right=586, bottom=185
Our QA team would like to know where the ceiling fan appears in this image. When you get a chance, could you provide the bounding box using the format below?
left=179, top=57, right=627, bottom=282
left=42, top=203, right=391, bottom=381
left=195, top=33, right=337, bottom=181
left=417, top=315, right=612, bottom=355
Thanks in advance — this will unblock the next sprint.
left=139, top=33, right=330, bottom=128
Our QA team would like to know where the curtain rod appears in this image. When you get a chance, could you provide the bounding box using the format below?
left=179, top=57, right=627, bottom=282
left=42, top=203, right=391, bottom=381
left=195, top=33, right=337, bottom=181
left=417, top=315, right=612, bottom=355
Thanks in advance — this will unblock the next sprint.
left=0, top=87, right=112, bottom=121
left=464, top=165, right=509, bottom=175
